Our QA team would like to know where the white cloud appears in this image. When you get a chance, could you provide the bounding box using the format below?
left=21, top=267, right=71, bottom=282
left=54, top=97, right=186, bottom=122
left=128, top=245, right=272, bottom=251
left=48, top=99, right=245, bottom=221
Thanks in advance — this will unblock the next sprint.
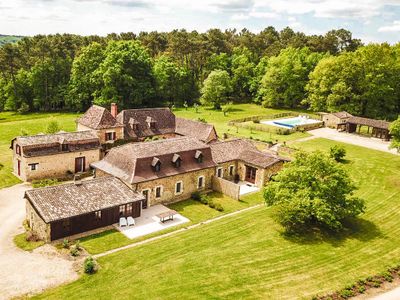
left=379, top=20, right=400, bottom=32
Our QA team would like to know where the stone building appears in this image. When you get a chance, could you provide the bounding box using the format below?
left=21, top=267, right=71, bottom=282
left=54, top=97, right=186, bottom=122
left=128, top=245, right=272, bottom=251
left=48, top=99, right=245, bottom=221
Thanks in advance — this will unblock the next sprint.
left=10, top=131, right=101, bottom=181
left=175, top=117, right=218, bottom=143
left=322, top=111, right=353, bottom=128
left=76, top=104, right=125, bottom=144
left=92, top=137, right=285, bottom=207
left=25, top=177, right=144, bottom=241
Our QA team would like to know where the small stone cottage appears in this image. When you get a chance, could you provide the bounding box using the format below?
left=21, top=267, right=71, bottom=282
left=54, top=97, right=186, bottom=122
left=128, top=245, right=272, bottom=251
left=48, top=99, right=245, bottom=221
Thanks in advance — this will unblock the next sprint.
left=25, top=177, right=144, bottom=241
left=322, top=111, right=353, bottom=128
left=11, top=131, right=101, bottom=181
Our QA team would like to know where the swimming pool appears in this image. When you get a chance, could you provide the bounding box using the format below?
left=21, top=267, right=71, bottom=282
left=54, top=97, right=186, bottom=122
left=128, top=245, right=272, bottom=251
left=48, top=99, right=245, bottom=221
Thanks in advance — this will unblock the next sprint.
left=261, top=116, right=322, bottom=129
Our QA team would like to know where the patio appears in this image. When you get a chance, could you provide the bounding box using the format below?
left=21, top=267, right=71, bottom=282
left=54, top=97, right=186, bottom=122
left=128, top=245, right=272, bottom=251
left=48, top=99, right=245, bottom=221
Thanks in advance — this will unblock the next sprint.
left=238, top=181, right=259, bottom=195
left=116, top=204, right=190, bottom=239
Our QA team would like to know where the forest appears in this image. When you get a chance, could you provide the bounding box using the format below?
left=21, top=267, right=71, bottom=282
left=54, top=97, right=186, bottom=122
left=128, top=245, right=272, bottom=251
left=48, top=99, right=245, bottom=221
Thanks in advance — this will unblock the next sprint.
left=0, top=27, right=399, bottom=120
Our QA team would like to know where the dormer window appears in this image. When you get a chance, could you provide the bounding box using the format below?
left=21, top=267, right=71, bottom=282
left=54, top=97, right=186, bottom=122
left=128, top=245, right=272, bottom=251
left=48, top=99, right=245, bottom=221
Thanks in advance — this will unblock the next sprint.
left=16, top=144, right=21, bottom=155
left=172, top=154, right=181, bottom=168
left=129, top=118, right=139, bottom=131
left=152, top=157, right=161, bottom=172
left=146, top=116, right=156, bottom=129
left=195, top=150, right=203, bottom=163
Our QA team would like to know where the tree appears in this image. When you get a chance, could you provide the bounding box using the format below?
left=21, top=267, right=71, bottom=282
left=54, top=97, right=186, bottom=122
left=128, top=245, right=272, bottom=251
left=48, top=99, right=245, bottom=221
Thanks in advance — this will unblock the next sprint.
left=264, top=151, right=365, bottom=233
left=94, top=40, right=156, bottom=109
left=200, top=70, right=232, bottom=109
left=46, top=119, right=61, bottom=134
left=230, top=47, right=256, bottom=101
left=330, top=145, right=346, bottom=162
left=389, top=117, right=400, bottom=152
left=259, top=47, right=325, bottom=108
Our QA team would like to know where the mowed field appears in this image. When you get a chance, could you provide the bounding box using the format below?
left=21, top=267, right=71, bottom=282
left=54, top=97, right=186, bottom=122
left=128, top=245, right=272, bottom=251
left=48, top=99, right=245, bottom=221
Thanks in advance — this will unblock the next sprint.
left=35, top=139, right=400, bottom=299
left=0, top=112, right=80, bottom=188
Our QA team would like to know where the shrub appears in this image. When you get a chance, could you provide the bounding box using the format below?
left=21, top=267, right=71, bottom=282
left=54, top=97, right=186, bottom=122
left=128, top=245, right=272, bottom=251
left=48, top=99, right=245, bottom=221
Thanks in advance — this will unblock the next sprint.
left=208, top=200, right=215, bottom=209
left=253, top=119, right=260, bottom=124
left=214, top=203, right=224, bottom=212
left=20, top=128, right=29, bottom=136
left=17, top=103, right=30, bottom=114
left=200, top=195, right=209, bottom=205
left=62, top=238, right=69, bottom=249
left=191, top=192, right=201, bottom=201
left=358, top=286, right=366, bottom=293
left=46, top=119, right=61, bottom=134
left=340, top=289, right=354, bottom=298
left=70, top=246, right=79, bottom=257
left=84, top=256, right=98, bottom=274
left=75, top=240, right=81, bottom=251
left=330, top=145, right=346, bottom=162
left=32, top=178, right=59, bottom=188
left=25, top=231, right=40, bottom=242
left=197, top=118, right=207, bottom=123
left=276, top=128, right=291, bottom=135
left=381, top=271, right=393, bottom=282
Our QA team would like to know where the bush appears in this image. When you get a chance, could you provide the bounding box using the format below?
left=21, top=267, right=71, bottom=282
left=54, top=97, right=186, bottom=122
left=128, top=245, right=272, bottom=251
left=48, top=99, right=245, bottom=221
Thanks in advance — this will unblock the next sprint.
left=46, top=119, right=61, bottom=134
left=32, top=178, right=59, bottom=188
left=330, top=145, right=346, bottom=162
left=84, top=256, right=98, bottom=274
left=25, top=230, right=40, bottom=242
left=340, top=289, right=354, bottom=298
left=70, top=246, right=79, bottom=257
left=191, top=191, right=201, bottom=201
left=17, top=103, right=30, bottom=114
left=62, top=238, right=69, bottom=249
left=75, top=240, right=81, bottom=251
left=214, top=203, right=224, bottom=212
left=200, top=195, right=209, bottom=205
left=197, top=118, right=207, bottom=123
left=358, top=286, right=366, bottom=293
left=208, top=200, right=215, bottom=209
left=253, top=119, right=260, bottom=124
left=381, top=271, right=393, bottom=282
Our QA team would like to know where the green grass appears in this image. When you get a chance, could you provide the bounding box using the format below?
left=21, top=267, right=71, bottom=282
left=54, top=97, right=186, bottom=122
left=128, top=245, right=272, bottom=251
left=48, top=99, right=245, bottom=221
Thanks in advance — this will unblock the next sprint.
left=0, top=112, right=80, bottom=189
left=173, top=104, right=312, bottom=143
left=79, top=192, right=264, bottom=254
left=35, top=139, right=400, bottom=299
left=13, top=233, right=45, bottom=251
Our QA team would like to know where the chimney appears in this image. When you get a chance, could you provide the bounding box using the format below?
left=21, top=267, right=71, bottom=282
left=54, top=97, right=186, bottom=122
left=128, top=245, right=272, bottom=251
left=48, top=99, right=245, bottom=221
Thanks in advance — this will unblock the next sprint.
left=111, top=103, right=118, bottom=118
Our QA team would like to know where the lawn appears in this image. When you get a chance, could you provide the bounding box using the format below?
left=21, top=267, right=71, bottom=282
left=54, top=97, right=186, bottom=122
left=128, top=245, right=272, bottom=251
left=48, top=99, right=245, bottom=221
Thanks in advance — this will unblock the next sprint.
left=0, top=112, right=80, bottom=189
left=79, top=191, right=264, bottom=255
left=35, top=139, right=400, bottom=299
left=173, top=104, right=312, bottom=143
left=13, top=233, right=45, bottom=251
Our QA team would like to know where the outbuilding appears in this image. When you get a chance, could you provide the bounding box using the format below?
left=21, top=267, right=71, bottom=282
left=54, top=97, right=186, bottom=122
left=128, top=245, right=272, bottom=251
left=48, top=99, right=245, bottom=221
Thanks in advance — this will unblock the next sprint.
left=25, top=176, right=145, bottom=241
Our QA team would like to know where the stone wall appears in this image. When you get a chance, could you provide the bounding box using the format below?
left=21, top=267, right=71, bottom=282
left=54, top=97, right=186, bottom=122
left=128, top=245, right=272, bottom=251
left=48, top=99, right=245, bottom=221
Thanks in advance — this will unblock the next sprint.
left=322, top=114, right=341, bottom=128
left=15, top=148, right=101, bottom=182
left=26, top=199, right=51, bottom=242
left=212, top=176, right=240, bottom=200
left=132, top=167, right=215, bottom=206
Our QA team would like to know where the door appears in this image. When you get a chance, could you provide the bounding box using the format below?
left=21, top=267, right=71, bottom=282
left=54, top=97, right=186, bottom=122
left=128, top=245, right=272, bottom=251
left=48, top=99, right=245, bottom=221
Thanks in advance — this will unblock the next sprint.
left=75, top=157, right=85, bottom=173
left=17, top=160, right=21, bottom=176
left=142, top=190, right=149, bottom=209
left=245, top=166, right=257, bottom=184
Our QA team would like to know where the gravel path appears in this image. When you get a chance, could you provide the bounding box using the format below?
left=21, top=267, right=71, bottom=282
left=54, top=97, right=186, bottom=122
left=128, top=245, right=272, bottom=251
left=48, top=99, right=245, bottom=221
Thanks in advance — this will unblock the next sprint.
left=308, top=128, right=398, bottom=155
left=0, top=183, right=78, bottom=300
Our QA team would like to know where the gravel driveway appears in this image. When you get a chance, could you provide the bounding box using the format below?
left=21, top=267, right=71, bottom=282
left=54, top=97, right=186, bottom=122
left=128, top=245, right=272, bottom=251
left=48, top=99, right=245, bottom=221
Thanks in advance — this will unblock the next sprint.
left=308, top=128, right=398, bottom=155
left=0, top=183, right=78, bottom=300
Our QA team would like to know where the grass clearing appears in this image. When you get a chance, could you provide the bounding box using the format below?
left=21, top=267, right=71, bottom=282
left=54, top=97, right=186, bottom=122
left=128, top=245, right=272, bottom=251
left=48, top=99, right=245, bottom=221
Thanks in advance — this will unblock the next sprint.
left=79, top=192, right=264, bottom=255
left=0, top=112, right=80, bottom=189
left=35, top=138, right=400, bottom=299
left=13, top=233, right=45, bottom=251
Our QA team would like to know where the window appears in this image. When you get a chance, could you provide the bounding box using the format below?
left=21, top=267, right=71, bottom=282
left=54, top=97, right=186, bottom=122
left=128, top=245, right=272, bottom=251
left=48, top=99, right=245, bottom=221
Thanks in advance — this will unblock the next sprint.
left=216, top=167, right=223, bottom=178
left=154, top=162, right=161, bottom=172
left=175, top=181, right=183, bottom=194
left=198, top=176, right=204, bottom=189
left=29, top=163, right=38, bottom=171
left=119, top=205, right=125, bottom=216
left=105, top=132, right=116, bottom=141
left=62, top=143, right=69, bottom=151
left=95, top=211, right=102, bottom=220
left=16, top=144, right=21, bottom=155
left=126, top=203, right=133, bottom=215
left=155, top=186, right=162, bottom=198
left=132, top=124, right=138, bottom=131
left=229, top=165, right=235, bottom=176
left=195, top=150, right=203, bottom=163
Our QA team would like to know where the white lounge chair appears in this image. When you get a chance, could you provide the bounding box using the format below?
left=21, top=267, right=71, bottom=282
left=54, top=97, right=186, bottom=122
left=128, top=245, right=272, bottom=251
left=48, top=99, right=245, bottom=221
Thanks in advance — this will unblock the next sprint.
left=119, top=217, right=127, bottom=227
left=127, top=216, right=135, bottom=226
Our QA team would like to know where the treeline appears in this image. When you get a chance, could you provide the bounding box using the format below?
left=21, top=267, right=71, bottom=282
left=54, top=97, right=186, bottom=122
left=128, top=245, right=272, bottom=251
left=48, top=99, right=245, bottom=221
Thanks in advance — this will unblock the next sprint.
left=0, top=27, right=398, bottom=119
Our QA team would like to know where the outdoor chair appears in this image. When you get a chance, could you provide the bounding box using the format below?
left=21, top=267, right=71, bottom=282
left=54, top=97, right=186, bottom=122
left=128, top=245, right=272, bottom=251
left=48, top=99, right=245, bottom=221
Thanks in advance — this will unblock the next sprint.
left=119, top=217, right=127, bottom=227
left=127, top=216, right=135, bottom=226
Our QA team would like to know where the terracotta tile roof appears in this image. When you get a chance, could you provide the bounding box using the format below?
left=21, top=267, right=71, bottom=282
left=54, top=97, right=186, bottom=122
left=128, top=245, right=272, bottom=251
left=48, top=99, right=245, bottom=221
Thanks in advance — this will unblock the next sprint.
left=116, top=108, right=175, bottom=139
left=210, top=139, right=284, bottom=168
left=25, top=177, right=144, bottom=223
left=12, top=131, right=101, bottom=157
left=175, top=117, right=218, bottom=143
left=347, top=116, right=390, bottom=130
left=77, top=105, right=123, bottom=130
left=15, top=131, right=99, bottom=146
left=91, top=137, right=216, bottom=184
left=331, top=111, right=353, bottom=119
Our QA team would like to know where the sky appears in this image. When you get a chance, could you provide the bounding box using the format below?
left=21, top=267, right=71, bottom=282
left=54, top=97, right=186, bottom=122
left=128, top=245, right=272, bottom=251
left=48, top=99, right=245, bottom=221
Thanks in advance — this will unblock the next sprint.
left=1, top=0, right=400, bottom=44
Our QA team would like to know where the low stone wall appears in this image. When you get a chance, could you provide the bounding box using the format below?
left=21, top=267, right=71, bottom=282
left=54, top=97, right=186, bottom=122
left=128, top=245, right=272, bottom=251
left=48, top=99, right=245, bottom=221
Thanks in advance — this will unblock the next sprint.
left=212, top=176, right=240, bottom=200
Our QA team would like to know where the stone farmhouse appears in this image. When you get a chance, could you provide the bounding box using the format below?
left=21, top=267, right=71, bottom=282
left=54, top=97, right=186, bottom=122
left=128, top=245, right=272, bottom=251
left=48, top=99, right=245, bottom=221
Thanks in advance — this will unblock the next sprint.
left=17, top=103, right=286, bottom=241
left=11, top=131, right=101, bottom=181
